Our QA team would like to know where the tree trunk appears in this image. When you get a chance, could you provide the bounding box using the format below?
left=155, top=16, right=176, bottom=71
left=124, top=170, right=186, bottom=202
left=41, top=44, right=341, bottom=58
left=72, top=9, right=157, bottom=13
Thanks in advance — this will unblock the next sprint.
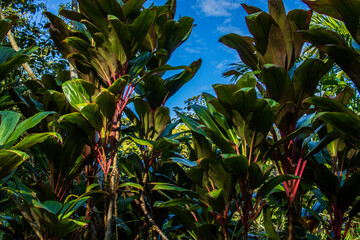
left=69, top=0, right=78, bottom=79
left=0, top=7, right=37, bottom=80
left=287, top=206, right=294, bottom=240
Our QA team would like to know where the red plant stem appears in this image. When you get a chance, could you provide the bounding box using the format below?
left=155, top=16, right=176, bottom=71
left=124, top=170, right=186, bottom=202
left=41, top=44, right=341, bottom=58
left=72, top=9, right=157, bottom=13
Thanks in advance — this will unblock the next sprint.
left=293, top=157, right=302, bottom=178
left=119, top=86, right=135, bottom=114
left=342, top=218, right=352, bottom=240
left=57, top=180, right=65, bottom=198
left=272, top=152, right=284, bottom=175
left=59, top=181, right=72, bottom=201
left=235, top=198, right=245, bottom=225
left=290, top=160, right=307, bottom=204
left=249, top=201, right=265, bottom=224
left=46, top=171, right=52, bottom=190
left=254, top=150, right=260, bottom=163
left=345, top=169, right=350, bottom=182
left=54, top=172, right=61, bottom=193
left=96, top=147, right=106, bottom=173
left=292, top=156, right=303, bottom=189
left=190, top=211, right=198, bottom=222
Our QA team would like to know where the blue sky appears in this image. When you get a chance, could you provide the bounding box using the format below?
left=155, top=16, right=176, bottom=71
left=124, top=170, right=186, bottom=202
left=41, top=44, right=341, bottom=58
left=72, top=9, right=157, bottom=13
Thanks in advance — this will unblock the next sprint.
left=45, top=0, right=308, bottom=112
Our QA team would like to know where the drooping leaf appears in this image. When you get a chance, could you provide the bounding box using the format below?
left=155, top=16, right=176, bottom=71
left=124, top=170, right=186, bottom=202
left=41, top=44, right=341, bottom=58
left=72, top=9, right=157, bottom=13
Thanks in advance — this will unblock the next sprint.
left=263, top=204, right=281, bottom=240
left=0, top=149, right=29, bottom=180
left=4, top=111, right=55, bottom=149
left=257, top=174, right=300, bottom=200
left=80, top=103, right=103, bottom=131
left=0, top=111, right=20, bottom=147
left=95, top=89, right=117, bottom=120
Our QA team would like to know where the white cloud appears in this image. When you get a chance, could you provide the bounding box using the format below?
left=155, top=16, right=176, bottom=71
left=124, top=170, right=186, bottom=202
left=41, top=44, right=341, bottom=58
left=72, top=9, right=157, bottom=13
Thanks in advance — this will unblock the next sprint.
left=216, top=25, right=243, bottom=35
left=197, top=0, right=241, bottom=17
left=216, top=18, right=244, bottom=35
left=216, top=62, right=226, bottom=70
left=184, top=47, right=201, bottom=54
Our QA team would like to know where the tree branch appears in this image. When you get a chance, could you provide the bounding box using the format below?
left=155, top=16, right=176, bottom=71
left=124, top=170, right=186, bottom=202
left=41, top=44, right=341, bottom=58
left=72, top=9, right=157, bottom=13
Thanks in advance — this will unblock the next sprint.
left=12, top=196, right=43, bottom=240
left=0, top=7, right=37, bottom=80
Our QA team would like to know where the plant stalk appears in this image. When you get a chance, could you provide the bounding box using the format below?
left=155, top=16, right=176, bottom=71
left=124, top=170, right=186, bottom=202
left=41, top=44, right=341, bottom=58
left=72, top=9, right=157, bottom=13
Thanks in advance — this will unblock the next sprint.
left=287, top=205, right=294, bottom=240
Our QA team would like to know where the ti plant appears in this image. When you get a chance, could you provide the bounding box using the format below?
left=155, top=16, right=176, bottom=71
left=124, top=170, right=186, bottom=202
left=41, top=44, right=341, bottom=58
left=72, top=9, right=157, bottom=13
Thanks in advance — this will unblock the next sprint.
left=176, top=73, right=298, bottom=239
left=219, top=0, right=333, bottom=238
left=301, top=0, right=360, bottom=93
left=42, top=0, right=200, bottom=238
left=303, top=92, right=360, bottom=240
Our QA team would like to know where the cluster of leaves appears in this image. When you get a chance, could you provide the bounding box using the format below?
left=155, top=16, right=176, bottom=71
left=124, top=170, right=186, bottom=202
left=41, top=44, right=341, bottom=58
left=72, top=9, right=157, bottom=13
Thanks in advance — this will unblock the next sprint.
left=2, top=0, right=360, bottom=240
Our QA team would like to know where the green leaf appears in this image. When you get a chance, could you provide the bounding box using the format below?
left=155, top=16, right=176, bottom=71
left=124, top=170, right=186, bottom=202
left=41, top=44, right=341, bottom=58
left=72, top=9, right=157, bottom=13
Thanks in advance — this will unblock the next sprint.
left=0, top=17, right=18, bottom=41
left=191, top=105, right=226, bottom=139
left=153, top=107, right=170, bottom=140
left=0, top=49, right=29, bottom=78
left=246, top=11, right=287, bottom=68
left=154, top=198, right=199, bottom=208
left=236, top=72, right=257, bottom=89
left=263, top=204, right=281, bottom=240
left=77, top=0, right=107, bottom=33
left=129, top=136, right=154, bottom=147
left=122, top=0, right=142, bottom=18
left=129, top=9, right=156, bottom=55
left=164, top=59, right=202, bottom=102
left=119, top=182, right=143, bottom=191
left=219, top=33, right=261, bottom=71
left=108, top=77, right=127, bottom=96
left=59, top=9, right=86, bottom=22
left=128, top=51, right=152, bottom=81
left=5, top=111, right=55, bottom=149
left=80, top=103, right=103, bottom=131
left=206, top=189, right=225, bottom=213
left=300, top=29, right=360, bottom=93
left=314, top=164, right=339, bottom=202
left=152, top=183, right=192, bottom=193
left=0, top=149, right=29, bottom=179
left=42, top=201, right=63, bottom=215
left=221, top=154, right=249, bottom=181
left=158, top=17, right=194, bottom=63
left=0, top=111, right=20, bottom=147
left=232, top=87, right=257, bottom=118
left=60, top=197, right=89, bottom=219
left=241, top=4, right=262, bottom=15
left=11, top=132, right=62, bottom=151
left=58, top=112, right=94, bottom=136
left=95, top=89, right=117, bottom=120
left=133, top=98, right=153, bottom=138
left=268, top=0, right=293, bottom=69
left=248, top=162, right=265, bottom=189
left=257, top=174, right=300, bottom=200
left=114, top=217, right=131, bottom=235
left=55, top=219, right=86, bottom=238
left=305, top=97, right=354, bottom=114
left=154, top=137, right=179, bottom=151
left=319, top=112, right=360, bottom=149
left=329, top=0, right=360, bottom=45
left=201, top=126, right=236, bottom=154
left=338, top=170, right=360, bottom=211
left=302, top=0, right=342, bottom=20
left=292, top=58, right=333, bottom=104
left=287, top=9, right=312, bottom=59
left=169, top=157, right=198, bottom=167
left=176, top=111, right=205, bottom=135
left=261, top=64, right=293, bottom=103
left=62, top=80, right=90, bottom=111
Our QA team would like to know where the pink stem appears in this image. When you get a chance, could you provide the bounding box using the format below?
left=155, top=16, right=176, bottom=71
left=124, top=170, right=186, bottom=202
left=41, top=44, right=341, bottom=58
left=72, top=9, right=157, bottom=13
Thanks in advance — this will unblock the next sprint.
left=290, top=160, right=307, bottom=204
